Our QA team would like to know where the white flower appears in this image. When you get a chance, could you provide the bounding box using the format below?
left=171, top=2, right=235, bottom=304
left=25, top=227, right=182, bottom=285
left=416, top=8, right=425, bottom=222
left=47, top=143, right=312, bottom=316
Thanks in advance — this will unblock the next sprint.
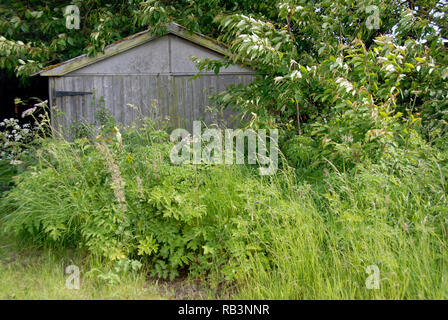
left=335, top=77, right=354, bottom=93
left=274, top=76, right=284, bottom=82
left=290, top=70, right=302, bottom=80
left=384, top=64, right=396, bottom=72
left=342, top=134, right=354, bottom=143
left=9, top=160, right=23, bottom=165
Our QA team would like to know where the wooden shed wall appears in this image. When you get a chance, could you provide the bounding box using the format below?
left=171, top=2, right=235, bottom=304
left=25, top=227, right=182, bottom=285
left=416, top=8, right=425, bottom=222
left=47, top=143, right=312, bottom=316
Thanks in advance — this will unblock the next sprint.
left=48, top=34, right=254, bottom=134
left=50, top=74, right=254, bottom=133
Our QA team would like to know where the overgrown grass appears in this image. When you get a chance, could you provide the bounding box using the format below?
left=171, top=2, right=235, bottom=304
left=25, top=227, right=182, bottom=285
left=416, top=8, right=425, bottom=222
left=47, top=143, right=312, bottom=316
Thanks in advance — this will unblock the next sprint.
left=1, top=115, right=447, bottom=299
left=235, top=162, right=448, bottom=299
left=0, top=234, right=166, bottom=299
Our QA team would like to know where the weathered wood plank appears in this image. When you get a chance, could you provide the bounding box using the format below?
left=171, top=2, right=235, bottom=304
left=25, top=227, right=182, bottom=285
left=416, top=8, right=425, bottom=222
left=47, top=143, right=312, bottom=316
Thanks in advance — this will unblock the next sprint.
left=49, top=73, right=255, bottom=133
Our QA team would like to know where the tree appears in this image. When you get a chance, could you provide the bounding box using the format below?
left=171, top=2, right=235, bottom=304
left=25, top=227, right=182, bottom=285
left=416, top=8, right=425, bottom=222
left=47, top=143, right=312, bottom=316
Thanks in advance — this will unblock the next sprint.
left=199, top=0, right=448, bottom=167
left=0, top=0, right=278, bottom=77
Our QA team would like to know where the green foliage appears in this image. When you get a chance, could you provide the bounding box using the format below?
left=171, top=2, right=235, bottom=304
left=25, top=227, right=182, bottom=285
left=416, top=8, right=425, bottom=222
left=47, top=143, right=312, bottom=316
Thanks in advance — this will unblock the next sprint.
left=0, top=100, right=50, bottom=195
left=0, top=235, right=163, bottom=299
left=236, top=157, right=448, bottom=299
left=69, top=121, right=95, bottom=140
left=0, top=117, right=39, bottom=162
left=1, top=115, right=447, bottom=298
left=0, top=106, right=447, bottom=297
left=201, top=0, right=448, bottom=171
left=2, top=0, right=448, bottom=299
left=0, top=0, right=278, bottom=77
left=0, top=121, right=272, bottom=281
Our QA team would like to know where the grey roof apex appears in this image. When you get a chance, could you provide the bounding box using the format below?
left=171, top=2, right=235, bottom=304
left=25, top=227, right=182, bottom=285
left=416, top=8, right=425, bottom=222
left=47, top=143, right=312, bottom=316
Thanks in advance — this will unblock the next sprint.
left=34, top=22, right=231, bottom=77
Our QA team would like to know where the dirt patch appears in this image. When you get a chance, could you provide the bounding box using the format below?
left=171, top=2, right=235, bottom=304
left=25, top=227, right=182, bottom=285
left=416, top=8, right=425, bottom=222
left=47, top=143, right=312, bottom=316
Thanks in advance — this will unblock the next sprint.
left=151, top=275, right=235, bottom=300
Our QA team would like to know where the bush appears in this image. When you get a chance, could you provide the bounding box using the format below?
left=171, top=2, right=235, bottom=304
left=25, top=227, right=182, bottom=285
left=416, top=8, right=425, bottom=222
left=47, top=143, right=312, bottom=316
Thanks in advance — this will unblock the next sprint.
left=0, top=122, right=278, bottom=281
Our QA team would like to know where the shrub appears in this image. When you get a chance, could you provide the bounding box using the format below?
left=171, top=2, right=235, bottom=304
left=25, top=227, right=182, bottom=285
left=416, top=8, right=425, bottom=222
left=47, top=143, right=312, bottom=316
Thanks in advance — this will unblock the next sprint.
left=0, top=123, right=278, bottom=281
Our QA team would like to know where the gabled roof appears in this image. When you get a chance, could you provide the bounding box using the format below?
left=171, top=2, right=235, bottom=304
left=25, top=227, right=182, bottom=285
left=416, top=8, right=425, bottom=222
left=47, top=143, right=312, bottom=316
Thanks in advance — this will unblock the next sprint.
left=35, top=22, right=231, bottom=77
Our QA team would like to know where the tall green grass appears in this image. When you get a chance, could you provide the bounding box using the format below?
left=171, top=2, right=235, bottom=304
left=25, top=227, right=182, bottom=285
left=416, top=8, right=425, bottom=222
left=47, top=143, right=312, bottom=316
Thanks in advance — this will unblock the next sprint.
left=235, top=162, right=448, bottom=299
left=1, top=116, right=447, bottom=299
left=0, top=234, right=165, bottom=300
